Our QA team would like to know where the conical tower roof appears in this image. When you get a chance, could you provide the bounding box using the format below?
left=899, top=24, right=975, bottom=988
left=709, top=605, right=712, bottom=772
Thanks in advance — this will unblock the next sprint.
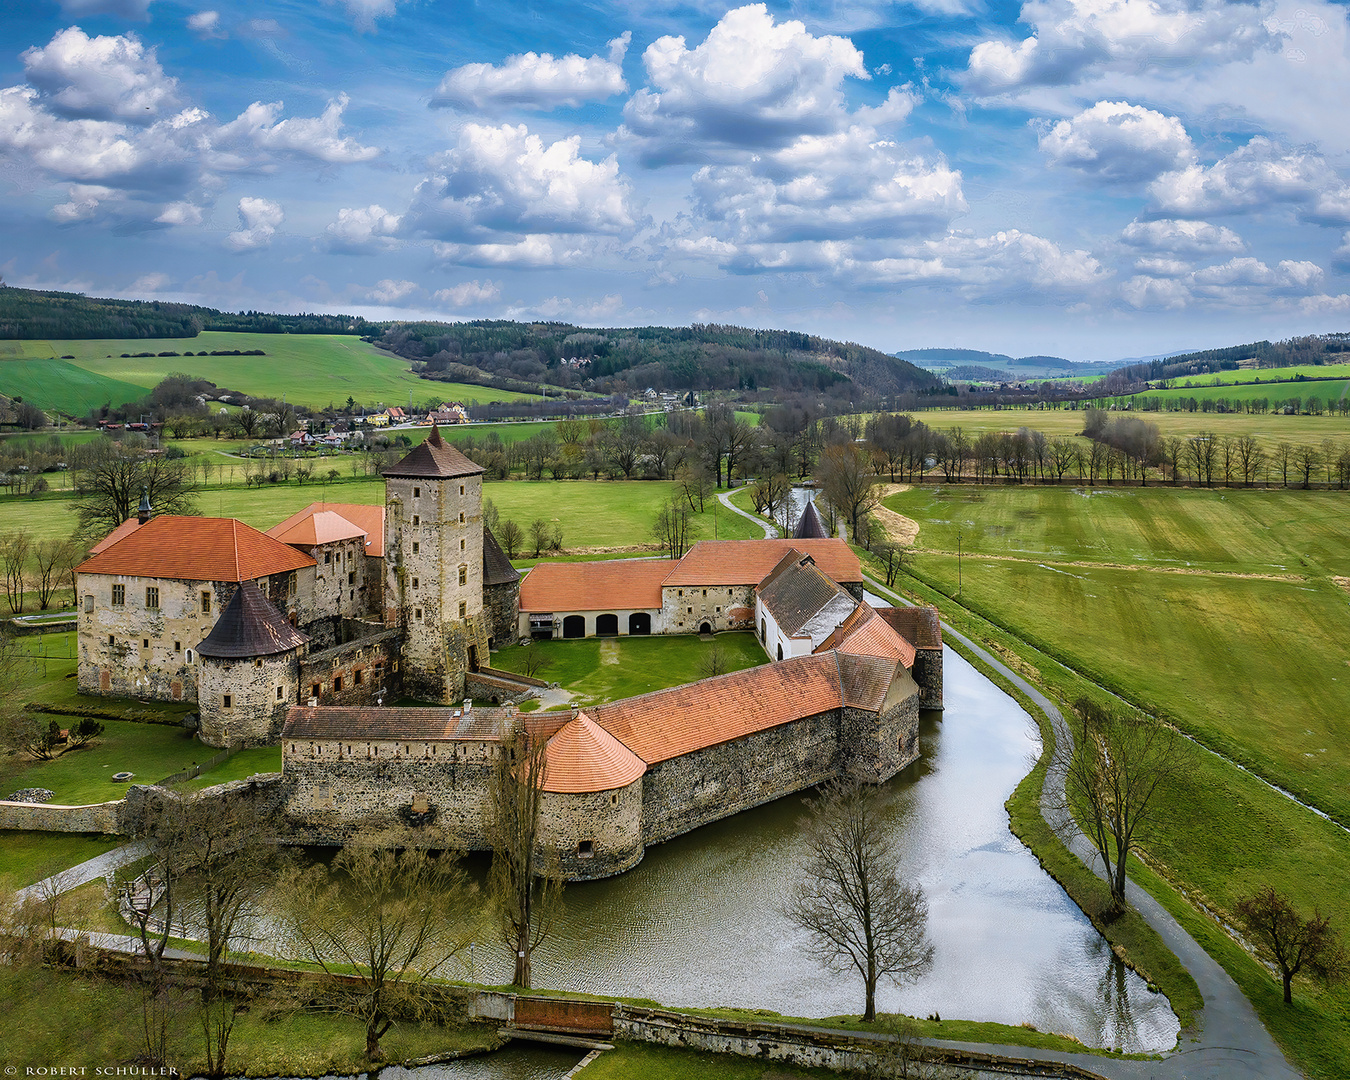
left=540, top=712, right=646, bottom=793
left=482, top=525, right=520, bottom=586
left=793, top=499, right=829, bottom=539
left=196, top=581, right=308, bottom=659
left=382, top=425, right=485, bottom=479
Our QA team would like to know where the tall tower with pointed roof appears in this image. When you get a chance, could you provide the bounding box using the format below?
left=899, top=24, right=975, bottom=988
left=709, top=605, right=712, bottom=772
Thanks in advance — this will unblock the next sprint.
left=383, top=427, right=491, bottom=702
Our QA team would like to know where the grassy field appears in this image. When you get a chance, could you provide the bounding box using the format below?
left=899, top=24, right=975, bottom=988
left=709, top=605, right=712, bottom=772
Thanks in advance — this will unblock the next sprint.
left=491, top=631, right=767, bottom=705
left=909, top=406, right=1350, bottom=455
left=0, top=832, right=122, bottom=892
left=0, top=966, right=496, bottom=1077
left=1155, top=363, right=1350, bottom=387
left=874, top=485, right=1350, bottom=1079
left=3, top=333, right=532, bottom=411
left=1130, top=379, right=1350, bottom=407
left=0, top=353, right=148, bottom=415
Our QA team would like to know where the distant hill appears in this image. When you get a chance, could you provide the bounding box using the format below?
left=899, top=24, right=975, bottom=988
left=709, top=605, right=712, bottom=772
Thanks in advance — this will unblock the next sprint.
left=893, top=347, right=1118, bottom=379
left=376, top=320, right=941, bottom=399
left=0, top=285, right=374, bottom=339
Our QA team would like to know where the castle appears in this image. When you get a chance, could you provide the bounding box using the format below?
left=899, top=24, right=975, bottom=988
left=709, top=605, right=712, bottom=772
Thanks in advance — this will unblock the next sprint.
left=75, top=432, right=942, bottom=879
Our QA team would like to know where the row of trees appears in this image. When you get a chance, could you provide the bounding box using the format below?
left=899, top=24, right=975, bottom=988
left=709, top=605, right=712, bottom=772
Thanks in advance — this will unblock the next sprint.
left=1131, top=392, right=1350, bottom=416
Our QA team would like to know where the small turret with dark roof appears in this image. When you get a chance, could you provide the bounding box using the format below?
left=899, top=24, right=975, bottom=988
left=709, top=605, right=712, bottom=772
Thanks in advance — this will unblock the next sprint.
left=196, top=581, right=309, bottom=659
left=382, top=425, right=485, bottom=479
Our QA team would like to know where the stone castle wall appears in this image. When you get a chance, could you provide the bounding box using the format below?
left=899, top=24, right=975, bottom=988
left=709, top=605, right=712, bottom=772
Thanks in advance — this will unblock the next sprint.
left=198, top=650, right=300, bottom=748
left=483, top=579, right=519, bottom=646
left=280, top=735, right=497, bottom=849
left=914, top=649, right=943, bottom=710
left=640, top=709, right=842, bottom=847
left=298, top=628, right=402, bottom=708
left=539, top=779, right=644, bottom=879
left=0, top=798, right=122, bottom=833
left=660, top=585, right=756, bottom=634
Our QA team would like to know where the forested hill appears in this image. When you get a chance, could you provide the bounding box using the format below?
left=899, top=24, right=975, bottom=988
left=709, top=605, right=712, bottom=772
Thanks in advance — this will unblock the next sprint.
left=375, top=321, right=940, bottom=399
left=1111, top=333, right=1350, bottom=384
left=0, top=286, right=373, bottom=339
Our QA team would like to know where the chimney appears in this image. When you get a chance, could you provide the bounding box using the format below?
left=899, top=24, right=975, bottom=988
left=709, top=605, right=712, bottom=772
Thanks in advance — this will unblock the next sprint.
left=137, top=487, right=152, bottom=524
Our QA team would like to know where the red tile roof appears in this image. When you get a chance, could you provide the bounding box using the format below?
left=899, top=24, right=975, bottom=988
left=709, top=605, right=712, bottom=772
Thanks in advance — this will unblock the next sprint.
left=816, top=603, right=916, bottom=668
left=541, top=712, right=646, bottom=793
left=661, top=539, right=860, bottom=588
left=283, top=705, right=514, bottom=741
left=520, top=558, right=674, bottom=612
left=837, top=653, right=902, bottom=711
left=878, top=606, right=944, bottom=650
left=589, top=653, right=844, bottom=765
left=77, top=516, right=315, bottom=582
left=267, top=502, right=386, bottom=558
left=89, top=517, right=144, bottom=555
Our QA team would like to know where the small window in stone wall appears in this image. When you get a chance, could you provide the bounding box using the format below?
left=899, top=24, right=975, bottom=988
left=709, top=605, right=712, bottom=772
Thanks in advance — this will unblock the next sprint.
left=223, top=694, right=232, bottom=709
left=186, top=649, right=193, bottom=663
left=577, top=840, right=594, bottom=858
left=412, top=541, right=420, bottom=554
left=174, top=641, right=181, bottom=652
left=255, top=658, right=263, bottom=668
left=112, top=584, right=124, bottom=605
left=413, top=515, right=420, bottom=526
left=459, top=512, right=465, bottom=523
left=458, top=601, right=467, bottom=618
left=348, top=572, right=355, bottom=585
left=311, top=683, right=321, bottom=698
left=334, top=675, right=343, bottom=692
left=415, top=608, right=423, bottom=621
left=458, top=565, right=468, bottom=586
left=354, top=669, right=363, bottom=686
left=145, top=587, right=159, bottom=609
left=610, top=793, right=618, bottom=806
left=142, top=638, right=149, bottom=649
left=325, top=552, right=332, bottom=564
left=413, top=486, right=421, bottom=498
left=277, top=686, right=284, bottom=700
left=412, top=577, right=419, bottom=589
left=201, top=591, right=211, bottom=614
left=84, top=595, right=93, bottom=613
left=460, top=484, right=465, bottom=496
left=460, top=538, right=466, bottom=551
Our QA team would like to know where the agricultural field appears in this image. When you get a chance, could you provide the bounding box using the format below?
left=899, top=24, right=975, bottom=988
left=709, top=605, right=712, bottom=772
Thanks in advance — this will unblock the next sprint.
left=910, top=405, right=1350, bottom=455
left=1, top=333, right=532, bottom=412
left=1128, top=378, right=1350, bottom=408
left=878, top=484, right=1350, bottom=1078
left=1157, top=362, right=1350, bottom=387
left=0, top=350, right=147, bottom=416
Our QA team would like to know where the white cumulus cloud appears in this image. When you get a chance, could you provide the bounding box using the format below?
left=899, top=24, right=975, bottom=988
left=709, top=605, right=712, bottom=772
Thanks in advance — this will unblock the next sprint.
left=23, top=28, right=180, bottom=123
left=434, top=280, right=501, bottom=307
left=618, top=4, right=872, bottom=165
left=402, top=122, right=637, bottom=246
left=1037, top=101, right=1195, bottom=182
left=215, top=95, right=379, bottom=164
left=1120, top=218, right=1245, bottom=254
left=326, top=204, right=401, bottom=253
left=365, top=278, right=419, bottom=303
left=1149, top=137, right=1350, bottom=225
left=432, top=33, right=630, bottom=112
left=225, top=196, right=283, bottom=250
left=965, top=0, right=1285, bottom=95
left=187, top=11, right=225, bottom=38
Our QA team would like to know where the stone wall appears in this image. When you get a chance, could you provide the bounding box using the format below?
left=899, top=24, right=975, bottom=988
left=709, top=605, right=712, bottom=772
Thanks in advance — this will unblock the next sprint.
left=198, top=649, right=301, bottom=748
left=839, top=669, right=923, bottom=785
left=483, top=579, right=519, bottom=646
left=660, top=585, right=756, bottom=635
left=539, top=778, right=644, bottom=879
left=914, top=648, right=943, bottom=710
left=280, top=735, right=497, bottom=849
left=641, top=710, right=840, bottom=846
left=77, top=573, right=228, bottom=701
left=0, top=798, right=122, bottom=833
left=298, top=628, right=401, bottom=709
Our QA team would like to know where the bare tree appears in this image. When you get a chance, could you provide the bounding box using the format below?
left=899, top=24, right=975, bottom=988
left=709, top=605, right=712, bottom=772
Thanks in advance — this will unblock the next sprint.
left=488, top=722, right=565, bottom=989
left=1236, top=885, right=1349, bottom=1004
left=497, top=518, right=524, bottom=559
left=32, top=537, right=79, bottom=610
left=284, top=844, right=475, bottom=1060
left=653, top=497, right=693, bottom=560
left=0, top=531, right=31, bottom=613
left=785, top=780, right=933, bottom=1022
left=816, top=444, right=881, bottom=543
left=528, top=517, right=551, bottom=557
left=1051, top=698, right=1179, bottom=912
left=73, top=440, right=199, bottom=539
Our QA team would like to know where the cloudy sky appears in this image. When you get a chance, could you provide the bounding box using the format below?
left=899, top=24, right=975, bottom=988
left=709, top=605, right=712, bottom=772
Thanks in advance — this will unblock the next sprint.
left=3, top=0, right=1350, bottom=360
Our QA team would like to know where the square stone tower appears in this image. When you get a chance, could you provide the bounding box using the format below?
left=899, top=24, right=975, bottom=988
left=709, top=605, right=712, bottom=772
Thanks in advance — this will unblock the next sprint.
left=383, top=427, right=490, bottom=702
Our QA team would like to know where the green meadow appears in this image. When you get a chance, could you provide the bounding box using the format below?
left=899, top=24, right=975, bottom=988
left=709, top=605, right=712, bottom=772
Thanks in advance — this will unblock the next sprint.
left=1131, top=378, right=1350, bottom=407
left=2, top=332, right=532, bottom=411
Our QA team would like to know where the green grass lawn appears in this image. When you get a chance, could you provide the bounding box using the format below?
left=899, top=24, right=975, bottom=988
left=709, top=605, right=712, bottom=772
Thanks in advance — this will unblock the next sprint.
left=0, top=832, right=122, bottom=892
left=0, top=966, right=496, bottom=1077
left=870, top=490, right=1350, bottom=1080
left=181, top=745, right=283, bottom=790
left=491, top=632, right=766, bottom=705
left=1133, top=379, right=1350, bottom=407
left=581, top=1043, right=833, bottom=1079
left=0, top=356, right=150, bottom=416
left=5, top=332, right=532, bottom=411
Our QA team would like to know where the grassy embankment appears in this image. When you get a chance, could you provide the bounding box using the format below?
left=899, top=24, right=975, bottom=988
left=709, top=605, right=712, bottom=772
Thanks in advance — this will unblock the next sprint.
left=875, top=483, right=1350, bottom=1080
left=1, top=333, right=532, bottom=412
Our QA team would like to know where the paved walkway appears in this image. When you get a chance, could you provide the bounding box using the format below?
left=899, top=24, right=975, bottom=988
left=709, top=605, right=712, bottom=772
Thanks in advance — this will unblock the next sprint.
left=863, top=574, right=1301, bottom=1080
left=717, top=487, right=775, bottom=537
left=14, top=840, right=147, bottom=904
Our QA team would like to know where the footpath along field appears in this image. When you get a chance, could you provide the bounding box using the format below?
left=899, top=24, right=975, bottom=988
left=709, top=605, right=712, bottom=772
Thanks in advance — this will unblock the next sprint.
left=1, top=332, right=532, bottom=412
left=881, top=483, right=1350, bottom=1079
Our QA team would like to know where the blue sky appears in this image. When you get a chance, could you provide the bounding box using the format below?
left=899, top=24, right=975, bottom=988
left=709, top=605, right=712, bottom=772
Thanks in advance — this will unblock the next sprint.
left=2, top=0, right=1349, bottom=360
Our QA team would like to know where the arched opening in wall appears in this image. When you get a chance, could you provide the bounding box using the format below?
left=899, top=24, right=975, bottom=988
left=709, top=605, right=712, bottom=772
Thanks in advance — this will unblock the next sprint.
left=628, top=612, right=651, bottom=635
left=596, top=613, right=618, bottom=636
left=563, top=615, right=585, bottom=638
left=699, top=621, right=712, bottom=635
left=776, top=643, right=783, bottom=660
